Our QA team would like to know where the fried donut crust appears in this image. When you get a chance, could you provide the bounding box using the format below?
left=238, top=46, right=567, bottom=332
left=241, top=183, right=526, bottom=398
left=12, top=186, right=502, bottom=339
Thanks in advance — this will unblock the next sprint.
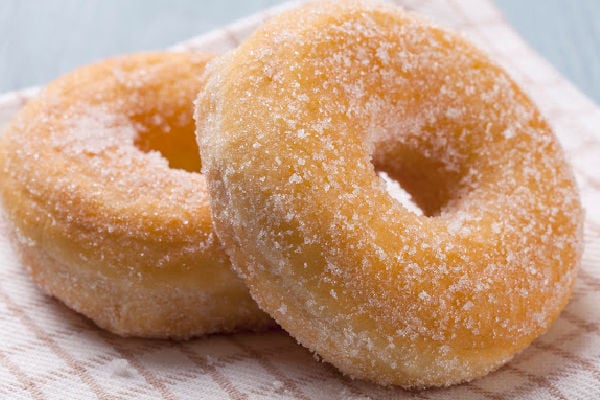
left=196, top=1, right=583, bottom=387
left=0, top=52, right=273, bottom=338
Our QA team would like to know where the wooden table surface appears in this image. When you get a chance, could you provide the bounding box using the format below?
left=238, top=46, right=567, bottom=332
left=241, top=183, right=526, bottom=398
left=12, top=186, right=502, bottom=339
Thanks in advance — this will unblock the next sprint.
left=1, top=0, right=599, bottom=104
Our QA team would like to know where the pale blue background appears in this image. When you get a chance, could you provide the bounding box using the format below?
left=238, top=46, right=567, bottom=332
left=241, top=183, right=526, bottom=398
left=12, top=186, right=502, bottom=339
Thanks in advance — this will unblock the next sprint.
left=1, top=1, right=599, bottom=104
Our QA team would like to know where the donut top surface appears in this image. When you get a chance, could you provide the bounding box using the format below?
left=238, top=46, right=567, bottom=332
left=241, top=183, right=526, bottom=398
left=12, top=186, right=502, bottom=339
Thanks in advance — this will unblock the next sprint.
left=196, top=0, right=583, bottom=386
left=0, top=52, right=228, bottom=284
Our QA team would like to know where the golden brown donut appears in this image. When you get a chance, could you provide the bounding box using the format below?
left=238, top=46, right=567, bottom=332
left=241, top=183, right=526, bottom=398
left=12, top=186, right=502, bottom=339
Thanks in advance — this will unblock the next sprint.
left=196, top=1, right=584, bottom=387
left=0, top=52, right=272, bottom=338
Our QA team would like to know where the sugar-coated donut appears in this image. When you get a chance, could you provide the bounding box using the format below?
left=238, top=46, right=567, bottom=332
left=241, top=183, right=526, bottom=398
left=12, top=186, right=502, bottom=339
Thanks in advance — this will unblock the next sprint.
left=196, top=1, right=584, bottom=387
left=0, top=52, right=273, bottom=338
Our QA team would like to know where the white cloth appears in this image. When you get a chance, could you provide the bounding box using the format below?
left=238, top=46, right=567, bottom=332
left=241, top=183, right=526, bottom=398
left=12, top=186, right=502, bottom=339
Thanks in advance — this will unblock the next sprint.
left=1, top=1, right=599, bottom=398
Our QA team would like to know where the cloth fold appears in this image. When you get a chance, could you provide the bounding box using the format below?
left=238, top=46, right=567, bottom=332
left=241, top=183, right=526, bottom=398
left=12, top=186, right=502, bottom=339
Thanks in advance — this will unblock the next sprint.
left=1, top=1, right=599, bottom=398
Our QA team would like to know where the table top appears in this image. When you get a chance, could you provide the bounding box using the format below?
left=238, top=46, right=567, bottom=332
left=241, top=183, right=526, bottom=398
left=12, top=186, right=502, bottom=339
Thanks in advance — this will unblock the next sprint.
left=1, top=0, right=599, bottom=105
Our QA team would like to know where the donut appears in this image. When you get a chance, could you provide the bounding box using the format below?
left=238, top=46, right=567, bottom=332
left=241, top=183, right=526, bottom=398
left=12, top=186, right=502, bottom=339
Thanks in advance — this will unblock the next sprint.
left=195, top=1, right=584, bottom=387
left=0, top=52, right=273, bottom=338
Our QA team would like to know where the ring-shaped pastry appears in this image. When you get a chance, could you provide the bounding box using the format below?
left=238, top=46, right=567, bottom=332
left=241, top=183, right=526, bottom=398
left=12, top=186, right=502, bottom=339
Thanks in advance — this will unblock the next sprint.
left=0, top=52, right=272, bottom=338
left=196, top=1, right=583, bottom=387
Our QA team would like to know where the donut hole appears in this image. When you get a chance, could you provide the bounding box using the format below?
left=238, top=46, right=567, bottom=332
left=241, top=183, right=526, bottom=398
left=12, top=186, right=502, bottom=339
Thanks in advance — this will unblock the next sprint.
left=373, top=142, right=464, bottom=217
left=133, top=114, right=201, bottom=173
left=378, top=171, right=423, bottom=216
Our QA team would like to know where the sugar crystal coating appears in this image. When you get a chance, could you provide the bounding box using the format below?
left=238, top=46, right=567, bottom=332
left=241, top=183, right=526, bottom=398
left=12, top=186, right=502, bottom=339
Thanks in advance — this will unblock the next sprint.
left=0, top=52, right=272, bottom=338
left=196, top=1, right=584, bottom=387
